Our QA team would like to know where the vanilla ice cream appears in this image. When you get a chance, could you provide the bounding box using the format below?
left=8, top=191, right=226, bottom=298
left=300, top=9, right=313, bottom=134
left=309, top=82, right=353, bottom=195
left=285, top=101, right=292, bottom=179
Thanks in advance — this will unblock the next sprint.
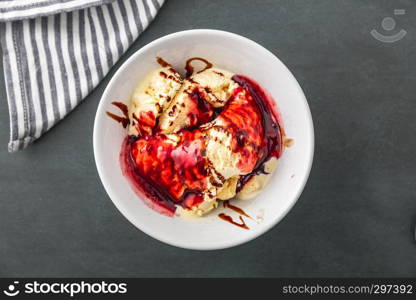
left=128, top=58, right=182, bottom=136
left=117, top=57, right=286, bottom=217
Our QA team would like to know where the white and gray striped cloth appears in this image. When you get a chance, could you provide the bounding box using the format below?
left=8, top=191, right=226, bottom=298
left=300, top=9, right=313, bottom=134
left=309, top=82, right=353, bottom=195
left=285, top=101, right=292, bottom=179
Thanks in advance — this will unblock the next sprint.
left=0, top=0, right=164, bottom=152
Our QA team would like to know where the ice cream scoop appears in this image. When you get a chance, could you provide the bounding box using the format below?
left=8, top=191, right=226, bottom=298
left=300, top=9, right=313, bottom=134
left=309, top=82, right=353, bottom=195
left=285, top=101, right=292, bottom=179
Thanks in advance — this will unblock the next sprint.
left=157, top=67, right=237, bottom=134
left=128, top=57, right=182, bottom=136
left=111, top=57, right=286, bottom=217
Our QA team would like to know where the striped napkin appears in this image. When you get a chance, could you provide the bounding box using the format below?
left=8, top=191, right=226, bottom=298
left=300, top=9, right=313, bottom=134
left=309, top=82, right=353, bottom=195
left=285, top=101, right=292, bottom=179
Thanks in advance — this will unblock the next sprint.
left=0, top=0, right=164, bottom=152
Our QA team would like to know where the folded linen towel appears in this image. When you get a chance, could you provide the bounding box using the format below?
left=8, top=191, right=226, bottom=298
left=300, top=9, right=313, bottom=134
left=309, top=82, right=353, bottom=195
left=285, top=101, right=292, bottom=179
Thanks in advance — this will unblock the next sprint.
left=0, top=0, right=164, bottom=152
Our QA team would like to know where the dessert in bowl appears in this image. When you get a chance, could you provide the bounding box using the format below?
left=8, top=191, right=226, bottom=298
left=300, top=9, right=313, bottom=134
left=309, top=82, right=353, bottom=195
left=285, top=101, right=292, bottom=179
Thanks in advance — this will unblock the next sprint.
left=108, top=56, right=288, bottom=218
left=94, top=30, right=314, bottom=250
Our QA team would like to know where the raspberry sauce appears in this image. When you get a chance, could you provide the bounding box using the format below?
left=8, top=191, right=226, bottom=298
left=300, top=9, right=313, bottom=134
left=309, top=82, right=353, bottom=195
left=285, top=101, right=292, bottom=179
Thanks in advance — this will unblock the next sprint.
left=231, top=75, right=284, bottom=192
left=120, top=128, right=214, bottom=215
left=181, top=86, right=222, bottom=131
left=113, top=70, right=284, bottom=217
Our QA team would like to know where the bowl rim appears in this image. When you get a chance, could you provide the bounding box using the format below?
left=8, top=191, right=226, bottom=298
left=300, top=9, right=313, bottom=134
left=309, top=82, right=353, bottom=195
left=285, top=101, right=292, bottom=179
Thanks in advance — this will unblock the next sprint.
left=93, top=29, right=315, bottom=250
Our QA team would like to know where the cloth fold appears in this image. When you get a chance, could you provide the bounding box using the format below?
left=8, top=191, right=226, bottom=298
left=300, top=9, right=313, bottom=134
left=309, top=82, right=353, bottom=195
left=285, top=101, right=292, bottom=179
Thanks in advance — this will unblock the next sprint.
left=0, top=0, right=164, bottom=152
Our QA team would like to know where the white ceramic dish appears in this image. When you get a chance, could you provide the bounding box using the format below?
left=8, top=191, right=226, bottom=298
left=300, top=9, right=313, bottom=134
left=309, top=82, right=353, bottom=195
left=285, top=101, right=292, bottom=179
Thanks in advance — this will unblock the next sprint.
left=93, top=29, right=314, bottom=250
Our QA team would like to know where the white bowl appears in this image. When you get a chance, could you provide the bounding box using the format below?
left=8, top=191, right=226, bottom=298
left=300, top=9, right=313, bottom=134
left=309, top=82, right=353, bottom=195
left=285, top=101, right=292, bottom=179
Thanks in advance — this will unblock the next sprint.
left=93, top=29, right=314, bottom=250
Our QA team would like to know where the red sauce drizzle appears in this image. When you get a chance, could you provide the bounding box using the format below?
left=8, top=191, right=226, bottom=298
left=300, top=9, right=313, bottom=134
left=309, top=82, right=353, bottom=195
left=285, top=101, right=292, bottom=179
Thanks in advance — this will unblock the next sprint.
left=182, top=86, right=223, bottom=131
left=218, top=213, right=249, bottom=230
left=120, top=136, right=176, bottom=216
left=185, top=57, right=213, bottom=77
left=114, top=59, right=284, bottom=217
left=231, top=75, right=284, bottom=192
left=121, top=130, right=209, bottom=213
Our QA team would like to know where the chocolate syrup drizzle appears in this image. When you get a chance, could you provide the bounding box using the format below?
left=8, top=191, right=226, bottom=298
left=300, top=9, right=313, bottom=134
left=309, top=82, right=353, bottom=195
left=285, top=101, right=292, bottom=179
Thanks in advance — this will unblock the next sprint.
left=218, top=213, right=249, bottom=230
left=106, top=102, right=130, bottom=128
left=107, top=57, right=284, bottom=221
left=185, top=57, right=213, bottom=77
left=223, top=200, right=251, bottom=218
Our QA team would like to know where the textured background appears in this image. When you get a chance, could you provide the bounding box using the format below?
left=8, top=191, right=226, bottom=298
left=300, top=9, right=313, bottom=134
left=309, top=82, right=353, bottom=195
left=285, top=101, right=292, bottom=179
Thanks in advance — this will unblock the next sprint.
left=1, top=0, right=415, bottom=277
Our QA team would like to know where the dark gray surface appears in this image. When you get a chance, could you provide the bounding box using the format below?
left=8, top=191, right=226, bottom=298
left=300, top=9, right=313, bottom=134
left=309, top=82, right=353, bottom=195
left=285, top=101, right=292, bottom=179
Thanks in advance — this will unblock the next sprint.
left=1, top=0, right=415, bottom=277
